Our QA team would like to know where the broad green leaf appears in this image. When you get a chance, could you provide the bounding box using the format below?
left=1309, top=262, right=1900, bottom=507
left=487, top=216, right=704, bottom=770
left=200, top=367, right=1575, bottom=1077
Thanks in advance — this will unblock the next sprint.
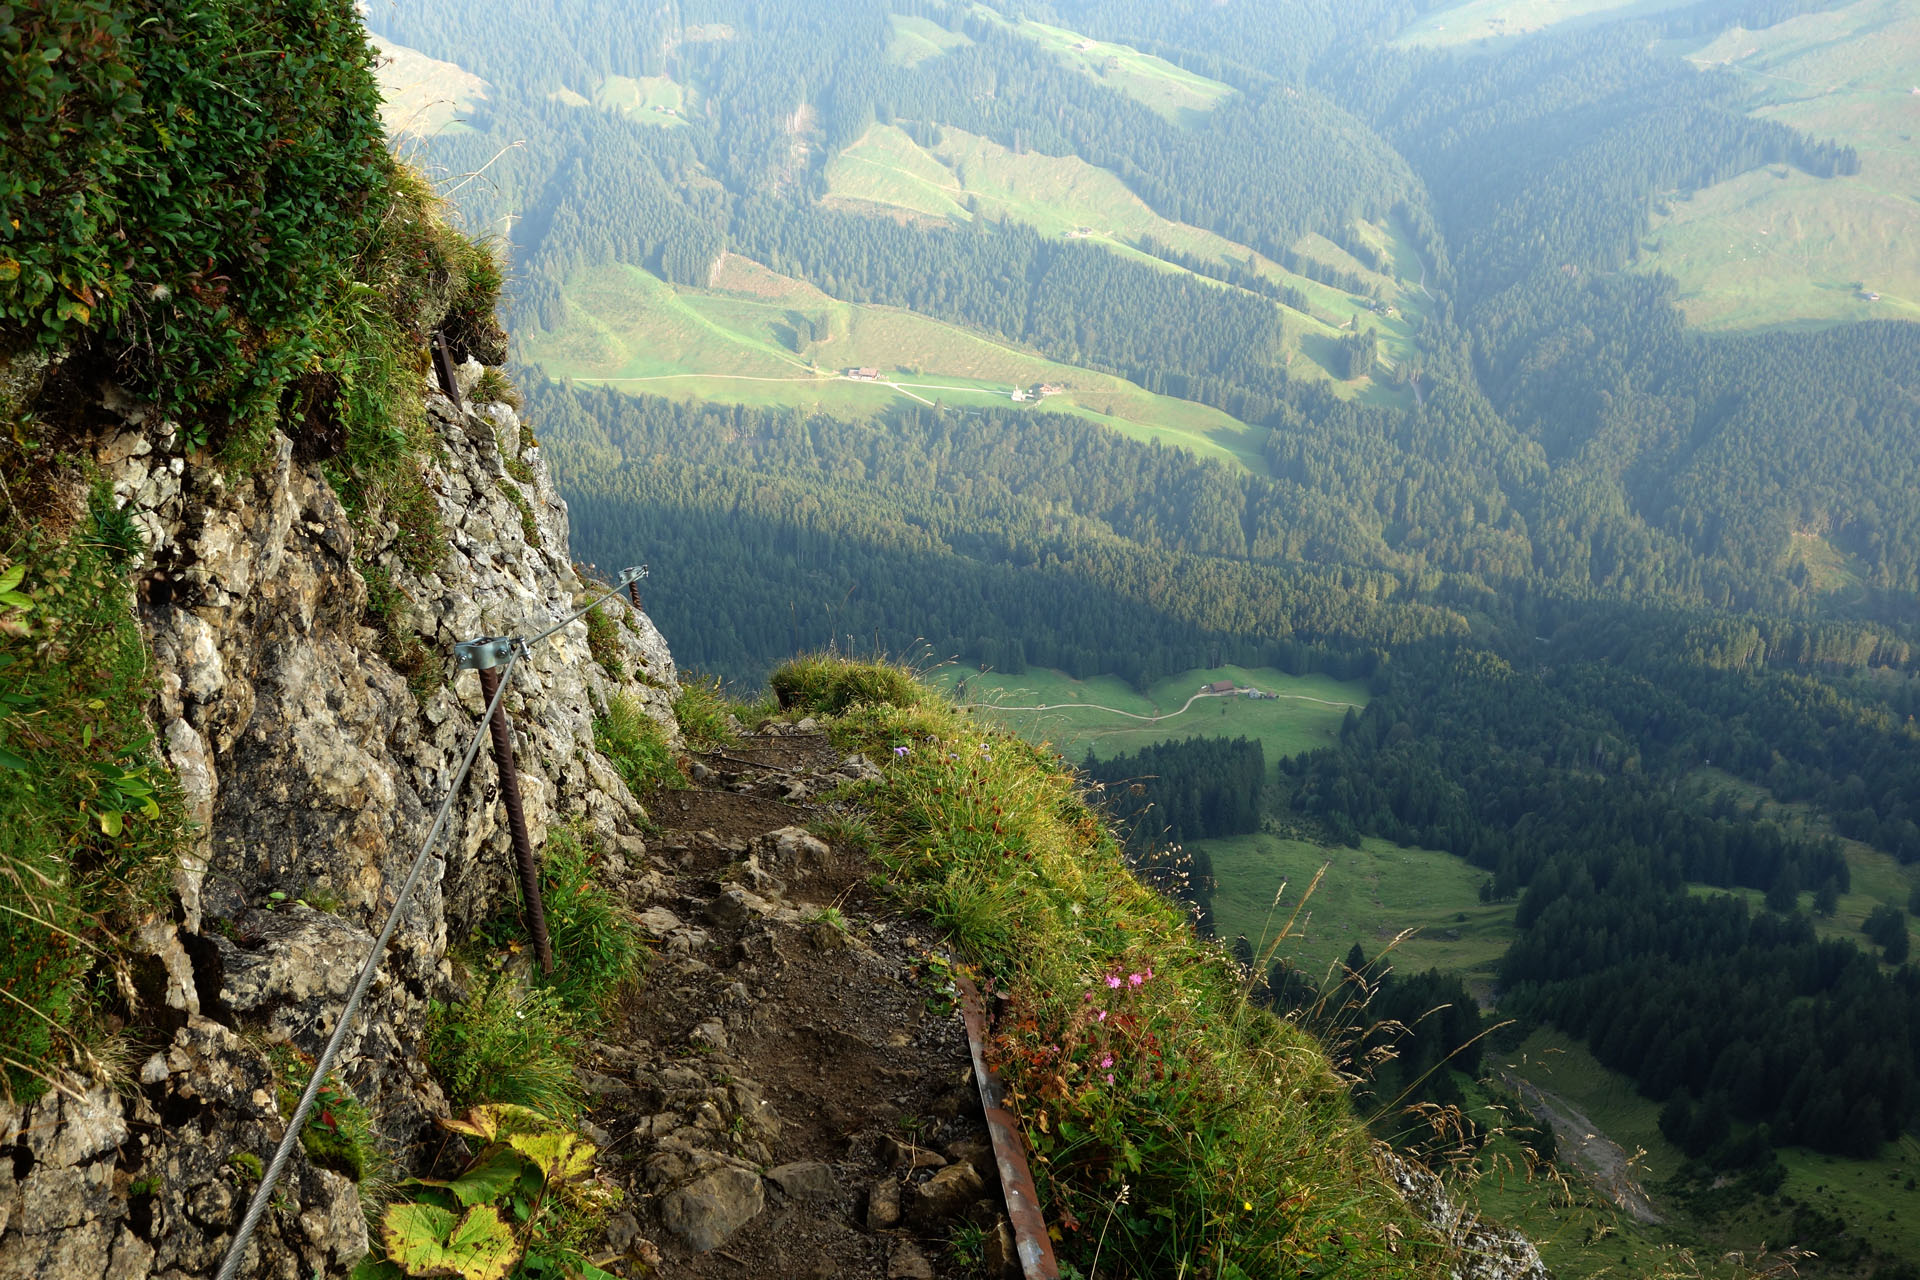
left=96, top=809, right=122, bottom=837
left=0, top=747, right=28, bottom=772
left=433, top=1150, right=528, bottom=1209
left=506, top=1130, right=593, bottom=1184
left=0, top=564, right=23, bottom=593
left=381, top=1202, right=519, bottom=1280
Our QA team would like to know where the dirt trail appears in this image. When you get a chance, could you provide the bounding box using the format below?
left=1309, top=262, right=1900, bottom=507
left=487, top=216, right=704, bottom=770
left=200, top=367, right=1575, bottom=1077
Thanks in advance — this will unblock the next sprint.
left=584, top=728, right=1018, bottom=1277
left=1498, top=1070, right=1664, bottom=1226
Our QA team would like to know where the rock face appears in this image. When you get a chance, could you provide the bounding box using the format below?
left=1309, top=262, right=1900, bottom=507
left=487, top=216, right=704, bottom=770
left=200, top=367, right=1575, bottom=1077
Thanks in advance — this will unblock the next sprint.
left=0, top=349, right=678, bottom=1277
left=1382, top=1152, right=1553, bottom=1280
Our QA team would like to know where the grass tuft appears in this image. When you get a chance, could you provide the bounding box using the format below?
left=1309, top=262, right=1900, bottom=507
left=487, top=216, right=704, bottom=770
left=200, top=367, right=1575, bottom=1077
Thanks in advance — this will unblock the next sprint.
left=582, top=601, right=624, bottom=681
left=595, top=692, right=682, bottom=797
left=359, top=562, right=438, bottom=701
left=770, top=652, right=927, bottom=716
left=672, top=673, right=743, bottom=751
left=426, top=972, right=582, bottom=1122
left=0, top=507, right=188, bottom=1102
left=532, top=824, right=642, bottom=1027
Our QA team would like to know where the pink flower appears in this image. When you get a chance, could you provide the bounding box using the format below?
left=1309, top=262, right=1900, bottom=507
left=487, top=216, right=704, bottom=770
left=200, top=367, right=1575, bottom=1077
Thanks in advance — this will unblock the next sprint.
left=1105, top=1073, right=1114, bottom=1085
left=1099, top=1054, right=1113, bottom=1069
left=1096, top=1009, right=1107, bottom=1022
left=1128, top=973, right=1144, bottom=987
left=1106, top=975, right=1123, bottom=988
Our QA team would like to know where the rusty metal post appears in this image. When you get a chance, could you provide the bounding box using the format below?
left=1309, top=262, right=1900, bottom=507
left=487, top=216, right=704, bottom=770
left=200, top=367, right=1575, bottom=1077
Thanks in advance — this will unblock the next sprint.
left=458, top=638, right=552, bottom=974
left=956, top=974, right=1060, bottom=1279
left=624, top=564, right=648, bottom=613
left=431, top=331, right=464, bottom=409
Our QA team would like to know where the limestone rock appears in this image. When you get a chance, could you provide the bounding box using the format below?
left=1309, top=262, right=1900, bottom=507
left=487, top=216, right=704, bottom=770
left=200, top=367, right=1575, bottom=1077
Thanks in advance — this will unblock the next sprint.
left=1382, top=1151, right=1549, bottom=1280
left=906, top=1162, right=986, bottom=1224
left=660, top=1167, right=766, bottom=1252
left=866, top=1179, right=901, bottom=1229
left=2, top=323, right=684, bottom=1268
left=767, top=1160, right=840, bottom=1203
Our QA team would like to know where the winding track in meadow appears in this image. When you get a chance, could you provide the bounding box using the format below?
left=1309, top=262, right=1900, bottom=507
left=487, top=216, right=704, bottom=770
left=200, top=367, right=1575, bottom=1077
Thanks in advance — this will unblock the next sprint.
left=959, top=687, right=1362, bottom=722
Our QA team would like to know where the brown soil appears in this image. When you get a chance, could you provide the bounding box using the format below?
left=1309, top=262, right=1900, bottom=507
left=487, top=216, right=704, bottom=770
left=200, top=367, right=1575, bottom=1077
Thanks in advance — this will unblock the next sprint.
left=587, top=730, right=1010, bottom=1278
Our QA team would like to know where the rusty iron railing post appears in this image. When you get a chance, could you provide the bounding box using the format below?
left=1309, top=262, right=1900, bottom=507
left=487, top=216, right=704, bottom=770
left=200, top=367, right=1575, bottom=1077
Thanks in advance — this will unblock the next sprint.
left=457, top=637, right=553, bottom=974
left=431, top=331, right=464, bottom=409
left=956, top=973, right=1060, bottom=1279
left=624, top=564, right=648, bottom=613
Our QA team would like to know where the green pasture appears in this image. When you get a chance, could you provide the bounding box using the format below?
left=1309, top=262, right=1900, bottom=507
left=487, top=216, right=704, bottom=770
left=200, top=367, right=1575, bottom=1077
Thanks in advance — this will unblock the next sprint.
left=1198, top=832, right=1513, bottom=994
left=975, top=11, right=1234, bottom=126
left=887, top=13, right=973, bottom=67
left=938, top=664, right=1367, bottom=767
left=821, top=123, right=1430, bottom=379
left=1392, top=0, right=1701, bottom=47
left=524, top=260, right=1270, bottom=473
left=370, top=34, right=488, bottom=139
left=1638, top=0, right=1920, bottom=331
left=592, top=74, right=687, bottom=125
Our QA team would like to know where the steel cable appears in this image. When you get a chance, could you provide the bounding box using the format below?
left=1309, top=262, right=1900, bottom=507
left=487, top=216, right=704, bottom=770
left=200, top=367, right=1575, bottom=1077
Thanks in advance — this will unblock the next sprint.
left=214, top=564, right=646, bottom=1278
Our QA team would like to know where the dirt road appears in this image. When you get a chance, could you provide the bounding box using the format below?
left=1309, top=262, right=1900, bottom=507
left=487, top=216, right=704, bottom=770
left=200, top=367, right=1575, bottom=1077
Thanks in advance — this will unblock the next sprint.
left=1498, top=1069, right=1664, bottom=1225
left=958, top=687, right=1361, bottom=721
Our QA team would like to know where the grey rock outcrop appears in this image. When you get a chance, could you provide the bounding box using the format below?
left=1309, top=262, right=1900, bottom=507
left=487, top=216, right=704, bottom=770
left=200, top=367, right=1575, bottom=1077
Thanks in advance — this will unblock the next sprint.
left=1, top=343, right=679, bottom=1277
left=1382, top=1151, right=1553, bottom=1280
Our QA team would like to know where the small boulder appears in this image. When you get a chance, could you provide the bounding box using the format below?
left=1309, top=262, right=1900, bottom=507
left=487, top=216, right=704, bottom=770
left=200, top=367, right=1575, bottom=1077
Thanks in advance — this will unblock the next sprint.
left=884, top=1136, right=946, bottom=1171
left=906, top=1162, right=986, bottom=1224
left=703, top=887, right=771, bottom=930
left=660, top=1167, right=765, bottom=1252
left=866, top=1179, right=901, bottom=1229
left=887, top=1241, right=934, bottom=1280
left=767, top=1160, right=840, bottom=1203
left=636, top=906, right=684, bottom=935
left=984, top=1216, right=1020, bottom=1279
left=943, top=1134, right=995, bottom=1179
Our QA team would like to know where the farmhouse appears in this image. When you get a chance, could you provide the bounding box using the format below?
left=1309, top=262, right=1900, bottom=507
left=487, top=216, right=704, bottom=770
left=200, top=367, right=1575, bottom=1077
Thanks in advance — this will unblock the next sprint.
left=846, top=367, right=880, bottom=381
left=1206, top=680, right=1236, bottom=694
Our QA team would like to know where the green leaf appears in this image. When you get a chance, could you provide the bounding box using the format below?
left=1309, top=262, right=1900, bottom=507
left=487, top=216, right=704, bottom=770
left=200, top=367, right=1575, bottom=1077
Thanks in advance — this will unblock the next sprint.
left=380, top=1202, right=520, bottom=1280
left=506, top=1130, right=594, bottom=1184
left=436, top=1150, right=527, bottom=1209
left=0, top=748, right=28, bottom=772
left=96, top=809, right=122, bottom=837
left=0, top=564, right=24, bottom=594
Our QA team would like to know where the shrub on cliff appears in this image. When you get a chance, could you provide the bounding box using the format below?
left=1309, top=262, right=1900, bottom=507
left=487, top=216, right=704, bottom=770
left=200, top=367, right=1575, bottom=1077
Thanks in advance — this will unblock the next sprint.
left=1, top=0, right=502, bottom=467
